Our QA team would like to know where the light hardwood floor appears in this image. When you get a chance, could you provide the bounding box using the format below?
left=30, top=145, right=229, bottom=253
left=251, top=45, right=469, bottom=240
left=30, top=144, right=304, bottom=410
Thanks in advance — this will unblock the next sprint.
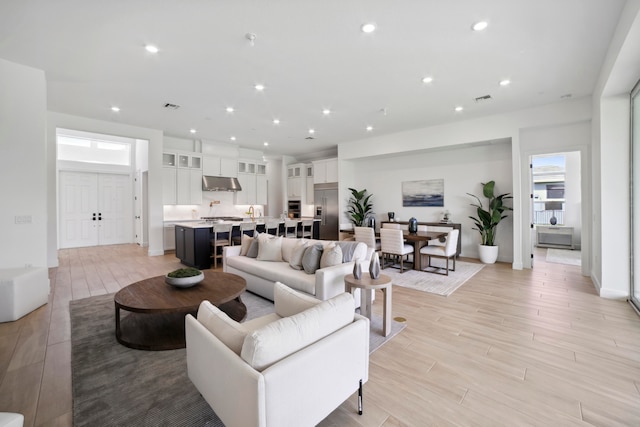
left=1, top=245, right=638, bottom=426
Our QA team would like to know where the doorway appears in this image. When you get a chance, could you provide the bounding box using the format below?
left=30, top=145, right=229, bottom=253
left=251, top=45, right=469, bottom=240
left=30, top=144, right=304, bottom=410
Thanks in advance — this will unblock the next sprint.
left=59, top=171, right=132, bottom=248
left=529, top=152, right=583, bottom=269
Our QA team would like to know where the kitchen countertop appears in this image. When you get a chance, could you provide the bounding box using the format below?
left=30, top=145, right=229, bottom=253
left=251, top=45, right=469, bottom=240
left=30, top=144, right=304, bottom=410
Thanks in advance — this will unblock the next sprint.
left=172, top=218, right=319, bottom=229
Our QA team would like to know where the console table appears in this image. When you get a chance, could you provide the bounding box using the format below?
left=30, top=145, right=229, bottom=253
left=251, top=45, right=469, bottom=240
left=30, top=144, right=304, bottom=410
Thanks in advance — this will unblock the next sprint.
left=536, top=226, right=574, bottom=249
left=381, top=221, right=462, bottom=257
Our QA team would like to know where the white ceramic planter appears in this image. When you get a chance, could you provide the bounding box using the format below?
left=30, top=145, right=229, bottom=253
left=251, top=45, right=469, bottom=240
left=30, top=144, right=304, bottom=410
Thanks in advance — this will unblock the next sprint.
left=478, top=245, right=499, bottom=264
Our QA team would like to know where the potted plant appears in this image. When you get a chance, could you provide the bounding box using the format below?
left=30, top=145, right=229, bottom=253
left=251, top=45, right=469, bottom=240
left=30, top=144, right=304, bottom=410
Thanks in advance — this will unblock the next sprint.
left=347, top=188, right=373, bottom=226
left=467, top=181, right=512, bottom=264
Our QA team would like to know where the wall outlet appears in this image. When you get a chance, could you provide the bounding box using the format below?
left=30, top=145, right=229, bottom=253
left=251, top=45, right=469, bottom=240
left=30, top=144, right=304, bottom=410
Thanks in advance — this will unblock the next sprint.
left=15, top=215, right=32, bottom=224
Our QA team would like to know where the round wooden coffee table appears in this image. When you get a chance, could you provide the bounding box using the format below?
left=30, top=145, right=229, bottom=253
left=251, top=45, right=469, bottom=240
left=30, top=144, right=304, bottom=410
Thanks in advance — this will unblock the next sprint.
left=114, top=270, right=246, bottom=350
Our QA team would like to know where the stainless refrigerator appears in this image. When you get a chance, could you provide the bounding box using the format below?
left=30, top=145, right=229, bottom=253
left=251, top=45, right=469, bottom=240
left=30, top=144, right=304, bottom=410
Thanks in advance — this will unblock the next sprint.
left=314, top=183, right=339, bottom=240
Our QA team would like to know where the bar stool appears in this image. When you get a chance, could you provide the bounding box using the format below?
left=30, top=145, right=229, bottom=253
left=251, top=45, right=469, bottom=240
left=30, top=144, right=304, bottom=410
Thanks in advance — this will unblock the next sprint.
left=232, top=221, right=256, bottom=245
left=284, top=219, right=299, bottom=238
left=266, top=219, right=281, bottom=236
left=210, top=223, right=232, bottom=269
left=298, top=219, right=313, bottom=239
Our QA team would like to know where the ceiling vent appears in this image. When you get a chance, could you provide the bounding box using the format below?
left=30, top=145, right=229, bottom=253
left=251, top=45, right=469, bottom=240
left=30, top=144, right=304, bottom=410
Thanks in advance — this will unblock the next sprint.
left=474, top=95, right=492, bottom=103
left=163, top=103, right=180, bottom=109
left=305, top=136, right=315, bottom=140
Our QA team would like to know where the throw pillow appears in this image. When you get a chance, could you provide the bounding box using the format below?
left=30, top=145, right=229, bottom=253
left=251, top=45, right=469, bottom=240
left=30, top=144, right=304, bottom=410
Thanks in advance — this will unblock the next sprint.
left=336, top=241, right=362, bottom=262
left=197, top=301, right=246, bottom=355
left=240, top=233, right=253, bottom=256
left=246, top=234, right=260, bottom=258
left=320, top=242, right=343, bottom=268
left=289, top=240, right=308, bottom=270
left=301, top=244, right=323, bottom=274
left=273, top=281, right=320, bottom=317
left=257, top=234, right=283, bottom=262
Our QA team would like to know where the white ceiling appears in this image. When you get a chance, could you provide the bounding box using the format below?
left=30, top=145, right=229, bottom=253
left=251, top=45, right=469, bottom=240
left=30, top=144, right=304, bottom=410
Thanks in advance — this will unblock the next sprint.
left=0, top=0, right=626, bottom=158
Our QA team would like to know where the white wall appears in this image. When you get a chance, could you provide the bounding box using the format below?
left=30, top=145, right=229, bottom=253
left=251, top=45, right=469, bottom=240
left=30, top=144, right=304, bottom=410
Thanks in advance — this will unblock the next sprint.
left=343, top=143, right=514, bottom=261
left=564, top=151, right=582, bottom=247
left=47, top=112, right=164, bottom=265
left=0, top=59, right=48, bottom=270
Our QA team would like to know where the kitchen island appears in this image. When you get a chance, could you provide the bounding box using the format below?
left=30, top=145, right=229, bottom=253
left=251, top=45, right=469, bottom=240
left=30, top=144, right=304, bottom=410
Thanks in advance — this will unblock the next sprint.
left=173, top=218, right=319, bottom=269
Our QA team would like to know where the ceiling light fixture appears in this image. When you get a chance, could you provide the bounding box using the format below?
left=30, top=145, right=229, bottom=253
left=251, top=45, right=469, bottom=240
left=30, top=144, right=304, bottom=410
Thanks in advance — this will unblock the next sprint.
left=273, top=119, right=280, bottom=124
left=226, top=107, right=234, bottom=113
left=111, top=106, right=120, bottom=112
left=499, top=79, right=511, bottom=86
left=246, top=33, right=257, bottom=46
left=366, top=126, right=373, bottom=131
left=322, top=109, right=331, bottom=115
left=308, top=129, right=315, bottom=134
left=454, top=106, right=464, bottom=112
left=254, top=84, right=265, bottom=91
left=472, top=21, right=488, bottom=31
left=263, top=142, right=269, bottom=146
left=361, top=23, right=376, bottom=33
left=145, top=44, right=159, bottom=53
left=422, top=76, right=433, bottom=84
left=230, top=136, right=236, bottom=141
left=190, top=129, right=197, bottom=134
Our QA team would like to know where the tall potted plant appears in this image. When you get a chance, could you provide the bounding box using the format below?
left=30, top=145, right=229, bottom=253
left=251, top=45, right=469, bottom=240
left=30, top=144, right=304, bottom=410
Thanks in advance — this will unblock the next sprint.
left=467, top=181, right=512, bottom=264
left=347, top=188, right=373, bottom=226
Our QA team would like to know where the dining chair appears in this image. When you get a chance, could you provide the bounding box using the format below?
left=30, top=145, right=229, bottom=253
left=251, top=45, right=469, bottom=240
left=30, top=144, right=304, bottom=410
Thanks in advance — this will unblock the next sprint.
left=232, top=221, right=256, bottom=245
left=382, top=223, right=401, bottom=230
left=266, top=219, right=281, bottom=236
left=210, top=223, right=232, bottom=269
left=298, top=219, right=314, bottom=238
left=354, top=226, right=381, bottom=252
left=419, top=229, right=459, bottom=275
left=380, top=228, right=414, bottom=273
left=284, top=219, right=299, bottom=238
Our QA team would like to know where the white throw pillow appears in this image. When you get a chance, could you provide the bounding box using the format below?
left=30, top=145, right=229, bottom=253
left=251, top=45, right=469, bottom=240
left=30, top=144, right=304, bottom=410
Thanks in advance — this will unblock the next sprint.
left=257, top=234, right=283, bottom=262
left=288, top=240, right=308, bottom=270
left=273, top=281, right=320, bottom=317
left=196, top=301, right=246, bottom=355
left=241, top=292, right=355, bottom=371
left=320, top=242, right=343, bottom=268
left=240, top=233, right=253, bottom=256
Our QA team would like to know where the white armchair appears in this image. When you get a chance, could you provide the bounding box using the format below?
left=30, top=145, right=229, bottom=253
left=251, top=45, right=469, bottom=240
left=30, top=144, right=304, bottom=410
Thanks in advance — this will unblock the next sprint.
left=186, top=282, right=370, bottom=427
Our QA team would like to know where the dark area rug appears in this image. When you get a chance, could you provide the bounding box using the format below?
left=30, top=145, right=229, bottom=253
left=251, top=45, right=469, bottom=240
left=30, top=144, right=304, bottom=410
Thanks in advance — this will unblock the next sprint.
left=71, top=291, right=405, bottom=426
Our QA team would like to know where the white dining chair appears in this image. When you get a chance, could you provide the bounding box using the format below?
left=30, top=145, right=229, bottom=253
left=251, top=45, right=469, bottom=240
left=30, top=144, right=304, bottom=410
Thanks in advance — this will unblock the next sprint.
left=419, top=229, right=459, bottom=275
left=380, top=228, right=414, bottom=273
left=354, top=226, right=381, bottom=252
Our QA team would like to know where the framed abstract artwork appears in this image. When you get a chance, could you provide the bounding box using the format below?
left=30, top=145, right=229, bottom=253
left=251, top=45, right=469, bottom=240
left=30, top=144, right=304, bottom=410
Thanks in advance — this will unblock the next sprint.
left=402, top=179, right=444, bottom=207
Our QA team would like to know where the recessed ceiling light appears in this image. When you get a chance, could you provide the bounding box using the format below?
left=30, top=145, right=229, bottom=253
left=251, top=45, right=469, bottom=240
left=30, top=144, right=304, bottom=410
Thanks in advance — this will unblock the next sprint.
left=454, top=106, right=464, bottom=112
left=111, top=106, right=120, bottom=112
left=254, top=84, right=265, bottom=91
left=499, top=79, right=511, bottom=86
left=263, top=142, right=269, bottom=146
left=189, top=129, right=197, bottom=134
left=145, top=44, right=159, bottom=53
left=422, top=76, right=433, bottom=84
left=366, top=126, right=373, bottom=131
left=361, top=23, right=376, bottom=33
left=472, top=21, right=488, bottom=31
left=308, top=129, right=315, bottom=134
left=230, top=136, right=236, bottom=141
left=226, top=107, right=234, bottom=113
left=322, top=109, right=331, bottom=115
left=273, top=119, right=280, bottom=124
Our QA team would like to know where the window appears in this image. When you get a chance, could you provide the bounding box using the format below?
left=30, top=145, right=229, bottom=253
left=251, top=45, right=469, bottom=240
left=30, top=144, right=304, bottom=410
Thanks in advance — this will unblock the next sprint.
left=546, top=183, right=565, bottom=199
left=57, top=135, right=131, bottom=166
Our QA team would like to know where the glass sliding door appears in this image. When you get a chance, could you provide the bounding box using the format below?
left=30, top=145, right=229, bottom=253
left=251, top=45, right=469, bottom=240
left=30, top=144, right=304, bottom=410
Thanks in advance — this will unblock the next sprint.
left=631, top=79, right=640, bottom=312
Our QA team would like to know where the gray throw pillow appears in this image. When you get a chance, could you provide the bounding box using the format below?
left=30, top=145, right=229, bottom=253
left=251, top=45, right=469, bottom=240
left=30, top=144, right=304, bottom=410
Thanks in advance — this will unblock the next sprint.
left=301, top=244, right=324, bottom=274
left=246, top=235, right=260, bottom=258
left=336, top=241, right=361, bottom=262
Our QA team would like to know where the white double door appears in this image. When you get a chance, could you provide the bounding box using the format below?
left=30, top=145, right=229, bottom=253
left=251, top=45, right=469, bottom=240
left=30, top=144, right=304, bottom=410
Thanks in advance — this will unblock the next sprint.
left=59, top=171, right=132, bottom=249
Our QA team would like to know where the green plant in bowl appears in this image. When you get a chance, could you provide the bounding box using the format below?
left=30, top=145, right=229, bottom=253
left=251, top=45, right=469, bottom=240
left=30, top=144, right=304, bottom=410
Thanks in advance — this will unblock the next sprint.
left=167, top=267, right=202, bottom=278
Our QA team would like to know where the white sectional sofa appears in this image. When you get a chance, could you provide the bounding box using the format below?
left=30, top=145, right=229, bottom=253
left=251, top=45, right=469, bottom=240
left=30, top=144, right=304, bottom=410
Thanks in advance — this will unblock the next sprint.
left=223, top=235, right=372, bottom=301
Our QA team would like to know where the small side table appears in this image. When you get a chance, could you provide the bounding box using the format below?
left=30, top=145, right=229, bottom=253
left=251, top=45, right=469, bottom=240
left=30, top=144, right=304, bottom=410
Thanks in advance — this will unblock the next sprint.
left=344, top=273, right=392, bottom=337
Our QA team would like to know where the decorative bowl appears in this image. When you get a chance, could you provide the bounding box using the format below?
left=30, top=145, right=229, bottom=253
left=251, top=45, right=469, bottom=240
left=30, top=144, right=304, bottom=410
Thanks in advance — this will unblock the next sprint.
left=165, top=272, right=204, bottom=288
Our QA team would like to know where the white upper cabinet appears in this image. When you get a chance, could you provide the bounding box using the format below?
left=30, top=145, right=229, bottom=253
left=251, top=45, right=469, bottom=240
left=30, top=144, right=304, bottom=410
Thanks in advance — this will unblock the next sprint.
left=237, top=159, right=267, bottom=205
left=313, top=158, right=338, bottom=184
left=203, top=156, right=238, bottom=177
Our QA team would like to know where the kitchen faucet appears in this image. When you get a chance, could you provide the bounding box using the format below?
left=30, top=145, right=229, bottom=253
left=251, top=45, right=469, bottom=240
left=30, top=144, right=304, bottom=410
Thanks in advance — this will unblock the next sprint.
left=247, top=205, right=255, bottom=222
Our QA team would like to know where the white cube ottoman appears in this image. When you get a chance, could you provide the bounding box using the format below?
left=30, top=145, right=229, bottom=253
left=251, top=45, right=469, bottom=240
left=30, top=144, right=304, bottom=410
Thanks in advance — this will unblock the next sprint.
left=0, top=267, right=49, bottom=323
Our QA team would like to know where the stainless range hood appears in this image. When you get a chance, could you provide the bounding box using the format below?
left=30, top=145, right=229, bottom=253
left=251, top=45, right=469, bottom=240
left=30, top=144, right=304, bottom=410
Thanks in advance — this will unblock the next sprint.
left=202, top=175, right=242, bottom=192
